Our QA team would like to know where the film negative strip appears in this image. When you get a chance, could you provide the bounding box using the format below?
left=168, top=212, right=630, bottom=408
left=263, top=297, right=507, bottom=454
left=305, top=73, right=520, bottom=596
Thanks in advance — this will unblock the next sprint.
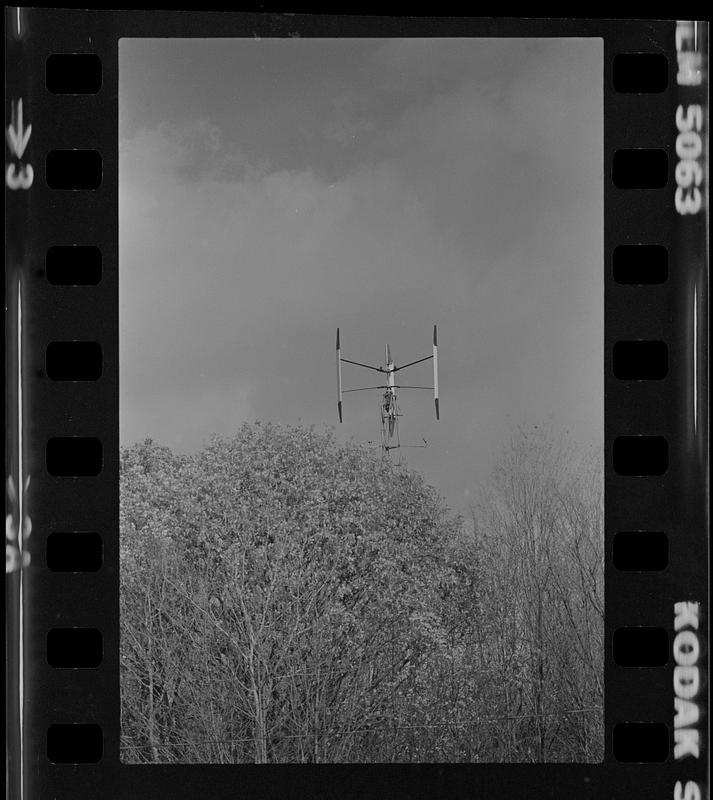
left=5, top=12, right=708, bottom=800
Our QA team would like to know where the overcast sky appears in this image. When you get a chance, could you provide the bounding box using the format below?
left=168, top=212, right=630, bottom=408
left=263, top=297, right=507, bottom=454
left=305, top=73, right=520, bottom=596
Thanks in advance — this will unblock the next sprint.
left=119, top=37, right=603, bottom=512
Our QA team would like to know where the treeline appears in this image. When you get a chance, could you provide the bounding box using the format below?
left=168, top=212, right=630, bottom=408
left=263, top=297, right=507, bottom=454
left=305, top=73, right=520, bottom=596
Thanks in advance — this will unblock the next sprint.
left=120, top=423, right=603, bottom=763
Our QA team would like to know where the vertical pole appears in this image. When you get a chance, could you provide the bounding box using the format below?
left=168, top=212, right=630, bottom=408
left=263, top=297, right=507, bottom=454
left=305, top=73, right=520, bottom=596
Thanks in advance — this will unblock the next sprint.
left=336, top=328, right=342, bottom=422
left=433, top=325, right=439, bottom=420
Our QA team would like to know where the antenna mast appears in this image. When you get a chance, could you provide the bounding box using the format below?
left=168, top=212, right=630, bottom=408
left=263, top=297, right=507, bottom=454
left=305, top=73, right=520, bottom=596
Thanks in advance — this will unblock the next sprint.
left=335, top=325, right=440, bottom=456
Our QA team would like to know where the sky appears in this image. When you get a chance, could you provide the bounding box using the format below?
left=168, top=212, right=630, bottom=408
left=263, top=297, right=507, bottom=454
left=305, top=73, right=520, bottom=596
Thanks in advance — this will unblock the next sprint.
left=119, top=37, right=603, bottom=513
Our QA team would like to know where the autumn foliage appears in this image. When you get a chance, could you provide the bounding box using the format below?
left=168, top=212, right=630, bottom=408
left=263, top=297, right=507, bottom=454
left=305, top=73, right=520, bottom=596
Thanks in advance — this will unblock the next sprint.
left=120, top=423, right=603, bottom=762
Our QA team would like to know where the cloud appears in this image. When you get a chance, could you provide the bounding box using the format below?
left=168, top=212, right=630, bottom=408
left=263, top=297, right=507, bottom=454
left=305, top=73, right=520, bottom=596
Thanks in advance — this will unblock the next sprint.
left=323, top=116, right=376, bottom=146
left=119, top=122, right=453, bottom=444
left=120, top=38, right=603, bottom=510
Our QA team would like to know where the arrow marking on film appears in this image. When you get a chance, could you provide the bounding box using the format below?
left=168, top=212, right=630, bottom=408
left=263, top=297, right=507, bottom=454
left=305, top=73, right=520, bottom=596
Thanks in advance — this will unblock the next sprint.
left=6, top=99, right=32, bottom=160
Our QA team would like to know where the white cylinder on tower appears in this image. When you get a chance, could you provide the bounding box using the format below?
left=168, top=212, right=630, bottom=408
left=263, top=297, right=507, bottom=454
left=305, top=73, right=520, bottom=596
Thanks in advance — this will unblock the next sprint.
left=433, top=324, right=439, bottom=420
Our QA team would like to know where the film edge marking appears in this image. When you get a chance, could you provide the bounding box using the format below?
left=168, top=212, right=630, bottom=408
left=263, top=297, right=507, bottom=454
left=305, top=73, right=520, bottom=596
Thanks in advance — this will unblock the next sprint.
left=672, top=601, right=704, bottom=800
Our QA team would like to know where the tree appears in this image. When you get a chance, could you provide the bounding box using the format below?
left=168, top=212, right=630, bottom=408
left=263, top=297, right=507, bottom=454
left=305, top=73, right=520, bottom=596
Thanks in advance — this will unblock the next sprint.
left=120, top=423, right=603, bottom=763
left=120, top=424, right=458, bottom=763
left=468, top=426, right=604, bottom=761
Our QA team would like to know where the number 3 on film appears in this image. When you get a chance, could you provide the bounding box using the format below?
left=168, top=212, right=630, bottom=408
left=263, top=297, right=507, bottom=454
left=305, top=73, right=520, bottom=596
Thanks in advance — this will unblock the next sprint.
left=674, top=104, right=703, bottom=216
left=5, top=98, right=33, bottom=190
